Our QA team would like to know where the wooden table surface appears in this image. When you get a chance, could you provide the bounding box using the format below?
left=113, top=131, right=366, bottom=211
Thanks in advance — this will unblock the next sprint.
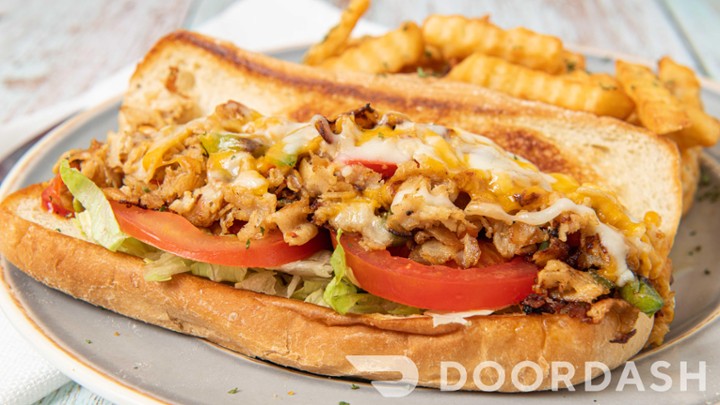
left=1, top=0, right=718, bottom=403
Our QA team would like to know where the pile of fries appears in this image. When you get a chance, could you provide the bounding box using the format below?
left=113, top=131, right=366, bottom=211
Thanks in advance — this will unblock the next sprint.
left=304, top=0, right=720, bottom=151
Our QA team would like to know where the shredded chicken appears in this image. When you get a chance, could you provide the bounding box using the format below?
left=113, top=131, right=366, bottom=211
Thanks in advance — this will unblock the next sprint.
left=535, top=260, right=610, bottom=303
left=270, top=198, right=318, bottom=245
left=488, top=220, right=546, bottom=258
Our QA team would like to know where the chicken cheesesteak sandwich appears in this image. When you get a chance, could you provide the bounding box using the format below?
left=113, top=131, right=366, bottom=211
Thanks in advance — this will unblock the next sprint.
left=2, top=100, right=674, bottom=391
left=0, top=32, right=684, bottom=392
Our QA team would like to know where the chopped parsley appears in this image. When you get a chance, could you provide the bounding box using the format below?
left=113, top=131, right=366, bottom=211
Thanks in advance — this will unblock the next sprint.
left=350, top=384, right=360, bottom=390
left=245, top=239, right=251, bottom=249
left=565, top=60, right=577, bottom=72
left=228, top=387, right=240, bottom=394
left=700, top=169, right=712, bottom=187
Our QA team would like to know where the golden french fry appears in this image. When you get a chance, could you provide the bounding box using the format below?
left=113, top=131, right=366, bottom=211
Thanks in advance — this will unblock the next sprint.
left=342, top=35, right=372, bottom=50
left=562, top=69, right=591, bottom=82
left=658, top=57, right=719, bottom=147
left=303, top=0, right=370, bottom=66
left=318, top=22, right=424, bottom=74
left=658, top=56, right=702, bottom=109
left=561, top=50, right=586, bottom=73
left=615, top=60, right=689, bottom=135
left=564, top=71, right=619, bottom=87
left=625, top=111, right=642, bottom=126
left=420, top=44, right=444, bottom=65
left=422, top=15, right=565, bottom=73
left=447, top=54, right=635, bottom=119
left=667, top=107, right=720, bottom=148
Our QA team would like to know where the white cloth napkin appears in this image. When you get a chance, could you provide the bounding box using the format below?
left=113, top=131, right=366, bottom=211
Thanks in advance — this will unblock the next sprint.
left=0, top=313, right=69, bottom=405
left=0, top=1, right=384, bottom=403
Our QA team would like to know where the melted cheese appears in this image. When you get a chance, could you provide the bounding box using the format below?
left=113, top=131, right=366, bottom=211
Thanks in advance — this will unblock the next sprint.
left=338, top=137, right=413, bottom=163
left=282, top=119, right=323, bottom=155
left=232, top=170, right=268, bottom=194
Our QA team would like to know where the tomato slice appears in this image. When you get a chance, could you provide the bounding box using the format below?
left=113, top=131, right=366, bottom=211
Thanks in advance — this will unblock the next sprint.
left=41, top=174, right=74, bottom=217
left=110, top=201, right=329, bottom=267
left=343, top=159, right=397, bottom=178
left=338, top=233, right=537, bottom=311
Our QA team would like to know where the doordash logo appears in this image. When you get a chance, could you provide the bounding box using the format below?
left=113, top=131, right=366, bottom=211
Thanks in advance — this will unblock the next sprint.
left=345, top=356, right=707, bottom=397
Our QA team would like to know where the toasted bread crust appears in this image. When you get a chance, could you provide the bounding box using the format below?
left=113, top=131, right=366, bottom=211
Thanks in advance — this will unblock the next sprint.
left=0, top=185, right=653, bottom=391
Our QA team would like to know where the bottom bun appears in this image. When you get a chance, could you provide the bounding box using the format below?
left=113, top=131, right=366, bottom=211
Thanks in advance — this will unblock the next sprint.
left=0, top=184, right=653, bottom=392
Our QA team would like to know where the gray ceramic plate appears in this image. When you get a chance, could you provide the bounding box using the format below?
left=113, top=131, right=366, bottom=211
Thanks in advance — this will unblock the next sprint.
left=1, top=49, right=719, bottom=404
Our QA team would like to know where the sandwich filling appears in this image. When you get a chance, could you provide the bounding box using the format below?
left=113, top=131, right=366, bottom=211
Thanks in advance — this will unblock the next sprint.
left=47, top=102, right=673, bottom=346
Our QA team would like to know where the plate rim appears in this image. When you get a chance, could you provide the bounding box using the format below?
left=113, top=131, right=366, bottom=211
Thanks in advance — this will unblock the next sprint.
left=0, top=95, right=166, bottom=405
left=1, top=46, right=720, bottom=403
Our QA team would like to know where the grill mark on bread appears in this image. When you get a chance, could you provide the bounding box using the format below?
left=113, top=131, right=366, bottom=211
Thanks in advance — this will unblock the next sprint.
left=169, top=31, right=508, bottom=117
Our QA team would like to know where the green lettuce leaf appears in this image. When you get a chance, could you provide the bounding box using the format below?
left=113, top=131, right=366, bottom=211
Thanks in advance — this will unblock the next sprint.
left=143, top=252, right=192, bottom=282
left=291, top=280, right=329, bottom=301
left=190, top=262, right=248, bottom=283
left=323, top=230, right=362, bottom=314
left=59, top=160, right=128, bottom=251
left=322, top=230, right=421, bottom=315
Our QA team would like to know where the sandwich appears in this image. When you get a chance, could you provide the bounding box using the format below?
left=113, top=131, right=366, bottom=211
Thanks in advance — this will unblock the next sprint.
left=0, top=31, right=681, bottom=392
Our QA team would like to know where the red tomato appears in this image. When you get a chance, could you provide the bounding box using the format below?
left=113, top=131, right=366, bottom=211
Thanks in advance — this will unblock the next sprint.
left=41, top=174, right=74, bottom=217
left=338, top=233, right=537, bottom=311
left=110, top=201, right=329, bottom=267
left=344, top=159, right=397, bottom=178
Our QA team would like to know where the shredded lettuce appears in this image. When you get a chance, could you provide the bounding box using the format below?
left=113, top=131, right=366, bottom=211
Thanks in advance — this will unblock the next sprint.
left=285, top=275, right=302, bottom=298
left=190, top=262, right=248, bottom=283
left=323, top=230, right=421, bottom=315
left=276, top=250, right=334, bottom=278
left=143, top=253, right=192, bottom=282
left=304, top=288, right=329, bottom=307
left=291, top=280, right=329, bottom=301
left=59, top=160, right=128, bottom=252
left=236, top=271, right=278, bottom=295
left=118, top=238, right=159, bottom=259
left=323, top=230, right=363, bottom=314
